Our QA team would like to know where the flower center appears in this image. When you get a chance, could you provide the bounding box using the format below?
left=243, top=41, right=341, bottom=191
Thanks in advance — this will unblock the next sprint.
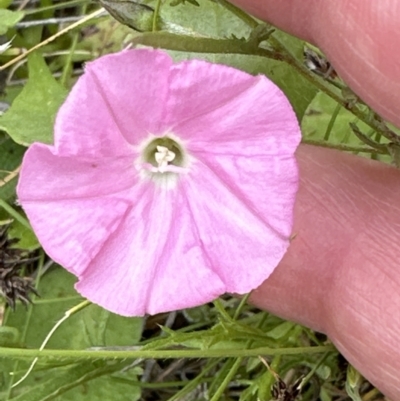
left=154, top=146, right=176, bottom=173
left=142, top=136, right=186, bottom=174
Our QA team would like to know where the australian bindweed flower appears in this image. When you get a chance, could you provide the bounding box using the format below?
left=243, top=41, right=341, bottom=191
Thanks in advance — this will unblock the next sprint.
left=17, top=49, right=301, bottom=316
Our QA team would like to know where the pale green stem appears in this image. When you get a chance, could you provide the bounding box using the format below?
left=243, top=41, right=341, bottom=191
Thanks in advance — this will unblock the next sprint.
left=0, top=344, right=334, bottom=360
left=60, top=4, right=87, bottom=86
left=233, top=293, right=250, bottom=320
left=323, top=102, right=342, bottom=141
left=371, top=131, right=382, bottom=160
left=300, top=351, right=330, bottom=388
left=152, top=0, right=162, bottom=32
left=213, top=298, right=233, bottom=321
left=210, top=357, right=243, bottom=401
left=0, top=199, right=31, bottom=230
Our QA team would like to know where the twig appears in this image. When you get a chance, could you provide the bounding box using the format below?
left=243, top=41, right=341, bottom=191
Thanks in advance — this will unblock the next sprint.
left=0, top=166, right=21, bottom=188
left=15, top=16, right=85, bottom=28
left=17, top=0, right=31, bottom=11
left=0, top=8, right=106, bottom=72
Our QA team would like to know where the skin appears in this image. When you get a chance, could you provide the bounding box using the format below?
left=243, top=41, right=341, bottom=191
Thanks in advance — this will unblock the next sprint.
left=229, top=0, right=400, bottom=398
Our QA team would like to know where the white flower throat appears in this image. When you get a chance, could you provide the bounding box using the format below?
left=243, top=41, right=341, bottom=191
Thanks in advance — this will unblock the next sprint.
left=138, top=135, right=189, bottom=188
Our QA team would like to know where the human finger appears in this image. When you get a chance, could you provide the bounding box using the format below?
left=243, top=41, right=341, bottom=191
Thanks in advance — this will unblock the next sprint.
left=250, top=145, right=400, bottom=400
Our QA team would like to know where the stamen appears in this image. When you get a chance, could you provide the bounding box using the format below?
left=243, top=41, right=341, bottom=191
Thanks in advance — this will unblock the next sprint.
left=154, top=146, right=176, bottom=173
left=138, top=134, right=189, bottom=184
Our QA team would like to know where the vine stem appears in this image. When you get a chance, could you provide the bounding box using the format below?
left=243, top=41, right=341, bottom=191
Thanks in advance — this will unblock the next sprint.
left=0, top=344, right=334, bottom=360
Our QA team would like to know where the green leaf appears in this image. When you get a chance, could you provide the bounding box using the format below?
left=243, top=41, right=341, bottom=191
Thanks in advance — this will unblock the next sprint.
left=0, top=326, right=20, bottom=347
left=0, top=9, right=24, bottom=34
left=8, top=220, right=39, bottom=251
left=99, top=0, right=155, bottom=32
left=264, top=321, right=295, bottom=340
left=79, top=304, right=143, bottom=347
left=301, top=90, right=392, bottom=164
left=79, top=19, right=134, bottom=56
left=264, top=31, right=318, bottom=119
left=0, top=0, right=13, bottom=9
left=0, top=53, right=67, bottom=146
left=3, top=268, right=143, bottom=398
left=102, top=0, right=250, bottom=37
left=0, top=136, right=25, bottom=201
left=5, top=269, right=81, bottom=348
left=6, top=268, right=143, bottom=350
left=53, top=371, right=141, bottom=401
left=157, top=0, right=249, bottom=37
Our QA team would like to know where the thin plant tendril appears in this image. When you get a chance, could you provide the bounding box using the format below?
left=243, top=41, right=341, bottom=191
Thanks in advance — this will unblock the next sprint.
left=11, top=300, right=91, bottom=388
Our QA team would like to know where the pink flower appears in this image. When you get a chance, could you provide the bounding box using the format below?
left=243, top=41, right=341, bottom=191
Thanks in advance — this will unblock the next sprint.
left=17, top=49, right=301, bottom=316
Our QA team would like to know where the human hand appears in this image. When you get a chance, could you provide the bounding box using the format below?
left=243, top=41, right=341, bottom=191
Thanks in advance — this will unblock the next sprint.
left=229, top=0, right=400, bottom=398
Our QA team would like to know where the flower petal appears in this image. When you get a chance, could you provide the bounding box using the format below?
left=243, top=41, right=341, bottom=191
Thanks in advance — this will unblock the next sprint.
left=55, top=49, right=174, bottom=157
left=22, top=197, right=130, bottom=275
left=165, top=60, right=300, bottom=240
left=189, top=143, right=299, bottom=239
left=76, top=184, right=225, bottom=316
left=182, top=160, right=293, bottom=293
left=54, top=66, right=132, bottom=158
left=18, top=143, right=138, bottom=201
left=162, top=59, right=259, bottom=132
left=163, top=59, right=299, bottom=149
